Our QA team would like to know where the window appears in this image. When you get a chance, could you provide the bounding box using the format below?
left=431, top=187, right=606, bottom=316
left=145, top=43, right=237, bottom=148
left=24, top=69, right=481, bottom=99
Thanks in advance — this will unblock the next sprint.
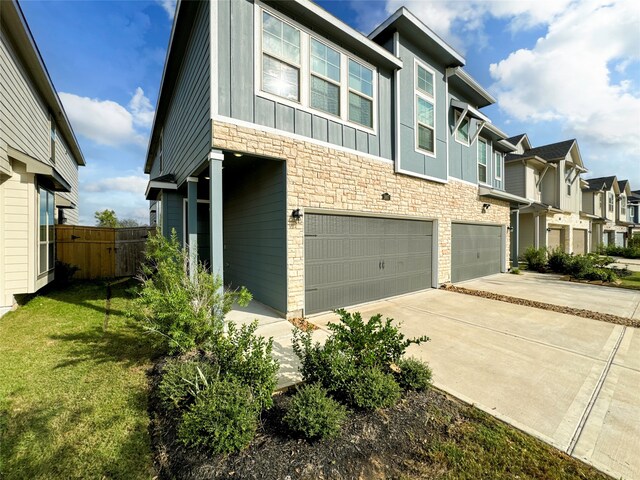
left=478, top=138, right=488, bottom=183
left=348, top=59, right=373, bottom=127
left=310, top=39, right=340, bottom=116
left=494, top=151, right=503, bottom=180
left=50, top=117, right=56, bottom=164
left=258, top=8, right=377, bottom=132
left=567, top=183, right=571, bottom=196
left=38, top=188, right=55, bottom=274
left=608, top=192, right=614, bottom=212
left=455, top=111, right=469, bottom=144
left=415, top=62, right=435, bottom=154
left=261, top=11, right=300, bottom=101
left=621, top=196, right=626, bottom=215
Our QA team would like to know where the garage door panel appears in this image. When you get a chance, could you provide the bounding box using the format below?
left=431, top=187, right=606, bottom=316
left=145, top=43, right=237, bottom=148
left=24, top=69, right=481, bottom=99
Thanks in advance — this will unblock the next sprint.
left=305, top=214, right=433, bottom=314
left=573, top=229, right=587, bottom=255
left=451, top=223, right=502, bottom=283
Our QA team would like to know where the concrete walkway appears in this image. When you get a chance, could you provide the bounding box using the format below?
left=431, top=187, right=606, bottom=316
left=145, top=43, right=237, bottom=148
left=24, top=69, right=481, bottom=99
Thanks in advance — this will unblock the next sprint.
left=311, top=290, right=640, bottom=480
left=613, top=257, right=640, bottom=273
left=459, top=272, right=640, bottom=321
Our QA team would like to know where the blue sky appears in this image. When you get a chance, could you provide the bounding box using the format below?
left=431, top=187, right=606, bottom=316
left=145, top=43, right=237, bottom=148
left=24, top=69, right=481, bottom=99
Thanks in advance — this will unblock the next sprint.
left=20, top=0, right=640, bottom=224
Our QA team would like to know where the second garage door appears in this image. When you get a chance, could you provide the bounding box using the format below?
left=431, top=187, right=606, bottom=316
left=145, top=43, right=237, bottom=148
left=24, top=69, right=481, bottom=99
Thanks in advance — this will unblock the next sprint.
left=305, top=214, right=433, bottom=315
left=573, top=229, right=588, bottom=255
left=451, top=223, right=503, bottom=283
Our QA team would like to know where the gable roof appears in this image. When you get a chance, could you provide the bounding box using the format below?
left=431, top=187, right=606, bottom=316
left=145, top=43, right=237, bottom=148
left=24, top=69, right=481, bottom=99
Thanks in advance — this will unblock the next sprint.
left=505, top=134, right=526, bottom=146
left=618, top=179, right=630, bottom=194
left=4, top=0, right=85, bottom=166
left=522, top=139, right=576, bottom=161
left=584, top=176, right=617, bottom=192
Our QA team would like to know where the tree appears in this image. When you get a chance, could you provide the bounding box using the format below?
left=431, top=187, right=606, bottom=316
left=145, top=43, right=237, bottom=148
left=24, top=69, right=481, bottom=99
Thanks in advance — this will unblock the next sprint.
left=118, top=218, right=141, bottom=227
left=95, top=209, right=118, bottom=227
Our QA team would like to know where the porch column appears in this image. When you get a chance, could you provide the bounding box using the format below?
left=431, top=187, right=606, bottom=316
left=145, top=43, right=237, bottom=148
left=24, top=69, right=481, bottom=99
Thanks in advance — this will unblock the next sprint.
left=510, top=209, right=520, bottom=267
left=534, top=213, right=540, bottom=249
left=187, top=176, right=199, bottom=281
left=209, top=150, right=224, bottom=282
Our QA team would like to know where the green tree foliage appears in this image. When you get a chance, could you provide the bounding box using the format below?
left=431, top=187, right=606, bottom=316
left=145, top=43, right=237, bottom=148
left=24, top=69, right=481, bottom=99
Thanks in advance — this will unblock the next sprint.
left=94, top=209, right=118, bottom=227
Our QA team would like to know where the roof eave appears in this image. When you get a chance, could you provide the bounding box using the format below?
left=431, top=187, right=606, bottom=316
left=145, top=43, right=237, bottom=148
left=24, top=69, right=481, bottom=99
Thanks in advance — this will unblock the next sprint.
left=446, top=67, right=496, bottom=106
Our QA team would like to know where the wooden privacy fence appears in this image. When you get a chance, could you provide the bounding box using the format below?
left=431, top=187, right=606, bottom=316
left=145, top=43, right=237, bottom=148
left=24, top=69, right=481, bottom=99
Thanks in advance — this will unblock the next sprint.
left=56, top=225, right=154, bottom=279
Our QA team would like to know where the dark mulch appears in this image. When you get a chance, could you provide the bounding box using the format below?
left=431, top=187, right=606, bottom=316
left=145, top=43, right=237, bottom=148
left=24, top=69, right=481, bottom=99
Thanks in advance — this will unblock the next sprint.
left=148, top=361, right=610, bottom=480
left=441, top=284, right=639, bottom=328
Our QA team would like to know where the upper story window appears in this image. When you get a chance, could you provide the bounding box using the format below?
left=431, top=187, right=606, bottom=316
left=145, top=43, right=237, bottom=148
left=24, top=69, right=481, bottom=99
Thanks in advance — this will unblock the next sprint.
left=262, top=11, right=300, bottom=101
left=310, top=39, right=340, bottom=116
left=494, top=151, right=503, bottom=180
left=348, top=60, right=373, bottom=127
left=258, top=7, right=376, bottom=132
left=608, top=192, right=614, bottom=212
left=620, top=195, right=626, bottom=215
left=415, top=61, right=435, bottom=155
left=567, top=183, right=572, bottom=196
left=50, top=116, right=56, bottom=165
left=478, top=138, right=489, bottom=183
left=454, top=111, right=469, bottom=144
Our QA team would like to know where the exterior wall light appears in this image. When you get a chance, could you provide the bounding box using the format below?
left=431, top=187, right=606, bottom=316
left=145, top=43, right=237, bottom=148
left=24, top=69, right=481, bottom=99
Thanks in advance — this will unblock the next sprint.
left=381, top=192, right=391, bottom=201
left=546, top=228, right=552, bottom=232
left=291, top=209, right=303, bottom=221
left=233, top=152, right=243, bottom=157
left=482, top=203, right=491, bottom=213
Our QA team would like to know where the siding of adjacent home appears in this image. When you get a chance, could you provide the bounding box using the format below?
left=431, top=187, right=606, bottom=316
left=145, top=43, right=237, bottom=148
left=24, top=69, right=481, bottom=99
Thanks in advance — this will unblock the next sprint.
left=216, top=0, right=393, bottom=160
left=161, top=0, right=211, bottom=185
left=505, top=163, right=526, bottom=198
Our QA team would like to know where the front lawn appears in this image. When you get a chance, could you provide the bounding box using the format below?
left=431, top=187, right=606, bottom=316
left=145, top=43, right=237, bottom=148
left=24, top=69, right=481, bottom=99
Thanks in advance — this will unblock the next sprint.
left=0, top=281, right=157, bottom=479
left=619, top=270, right=640, bottom=290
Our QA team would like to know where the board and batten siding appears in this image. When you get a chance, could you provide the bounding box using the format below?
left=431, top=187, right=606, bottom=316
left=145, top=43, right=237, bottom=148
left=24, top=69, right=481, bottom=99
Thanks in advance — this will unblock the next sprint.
left=0, top=20, right=50, bottom=168
left=161, top=0, right=211, bottom=185
left=395, top=37, right=447, bottom=180
left=505, top=163, right=526, bottom=199
left=223, top=158, right=287, bottom=313
left=216, top=0, right=393, bottom=160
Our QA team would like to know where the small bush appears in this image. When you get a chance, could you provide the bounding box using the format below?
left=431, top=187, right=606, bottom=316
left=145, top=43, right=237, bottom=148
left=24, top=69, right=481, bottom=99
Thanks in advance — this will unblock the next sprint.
left=346, top=367, right=401, bottom=410
left=629, top=234, right=640, bottom=249
left=283, top=384, right=347, bottom=439
left=510, top=268, right=521, bottom=275
left=207, top=320, right=279, bottom=411
left=579, top=268, right=618, bottom=283
left=523, top=247, right=547, bottom=272
left=135, top=230, right=251, bottom=354
left=547, top=248, right=572, bottom=273
left=158, top=357, right=219, bottom=413
left=178, top=378, right=258, bottom=454
left=395, top=358, right=432, bottom=392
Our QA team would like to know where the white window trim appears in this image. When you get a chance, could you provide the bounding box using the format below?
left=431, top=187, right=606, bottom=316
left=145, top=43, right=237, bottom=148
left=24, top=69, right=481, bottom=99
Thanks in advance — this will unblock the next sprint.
left=309, top=38, right=341, bottom=119
left=453, top=110, right=470, bottom=146
left=254, top=2, right=377, bottom=135
left=414, top=58, right=436, bottom=157
left=477, top=137, right=491, bottom=186
left=494, top=150, right=503, bottom=181
left=38, top=187, right=55, bottom=275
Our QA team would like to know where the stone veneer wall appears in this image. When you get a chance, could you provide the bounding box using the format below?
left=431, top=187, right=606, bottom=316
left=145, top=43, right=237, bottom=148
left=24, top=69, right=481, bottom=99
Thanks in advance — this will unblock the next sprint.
left=213, top=121, right=510, bottom=316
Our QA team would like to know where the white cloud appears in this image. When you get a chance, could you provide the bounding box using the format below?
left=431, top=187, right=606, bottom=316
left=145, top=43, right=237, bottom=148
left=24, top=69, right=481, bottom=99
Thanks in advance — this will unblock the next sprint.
left=60, top=88, right=154, bottom=147
left=157, top=0, right=176, bottom=20
left=83, top=175, right=148, bottom=194
left=489, top=0, right=640, bottom=158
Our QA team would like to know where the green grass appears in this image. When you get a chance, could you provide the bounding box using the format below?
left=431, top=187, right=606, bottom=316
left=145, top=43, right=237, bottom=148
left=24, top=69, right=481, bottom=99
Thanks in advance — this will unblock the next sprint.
left=619, top=271, right=640, bottom=290
left=0, top=280, right=157, bottom=479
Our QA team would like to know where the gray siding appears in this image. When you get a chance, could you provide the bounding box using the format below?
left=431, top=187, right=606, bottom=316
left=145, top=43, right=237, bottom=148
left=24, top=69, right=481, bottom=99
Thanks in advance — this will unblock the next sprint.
left=217, top=0, right=392, bottom=159
left=223, top=157, right=287, bottom=313
left=505, top=163, right=526, bottom=198
left=396, top=37, right=447, bottom=180
left=162, top=191, right=184, bottom=243
left=162, top=1, right=211, bottom=184
left=55, top=134, right=79, bottom=225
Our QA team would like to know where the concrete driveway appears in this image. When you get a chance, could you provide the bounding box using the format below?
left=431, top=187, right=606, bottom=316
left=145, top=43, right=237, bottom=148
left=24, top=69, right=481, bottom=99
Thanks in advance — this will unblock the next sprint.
left=312, top=289, right=640, bottom=480
left=460, top=271, right=640, bottom=320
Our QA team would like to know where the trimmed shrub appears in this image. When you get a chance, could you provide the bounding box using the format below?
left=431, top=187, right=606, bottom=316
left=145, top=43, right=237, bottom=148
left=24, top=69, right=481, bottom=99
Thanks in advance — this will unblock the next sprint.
left=629, top=234, right=640, bottom=249
left=178, top=378, right=258, bottom=454
left=547, top=248, right=572, bottom=273
left=510, top=268, right=521, bottom=275
left=157, top=357, right=219, bottom=413
left=346, top=367, right=401, bottom=410
left=135, top=230, right=251, bottom=354
left=523, top=247, right=547, bottom=272
left=395, top=358, right=432, bottom=392
left=283, top=384, right=347, bottom=439
left=207, top=320, right=279, bottom=411
left=580, top=268, right=618, bottom=283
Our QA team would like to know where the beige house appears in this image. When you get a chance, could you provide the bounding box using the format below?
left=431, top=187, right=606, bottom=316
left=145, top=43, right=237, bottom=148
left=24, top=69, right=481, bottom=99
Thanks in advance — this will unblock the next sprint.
left=0, top=0, right=85, bottom=314
left=505, top=135, right=590, bottom=257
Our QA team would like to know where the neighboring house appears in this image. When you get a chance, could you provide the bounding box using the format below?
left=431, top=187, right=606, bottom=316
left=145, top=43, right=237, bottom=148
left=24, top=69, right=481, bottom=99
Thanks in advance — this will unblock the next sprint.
left=144, top=1, right=527, bottom=318
left=504, top=135, right=590, bottom=258
left=629, top=189, right=640, bottom=235
left=582, top=176, right=619, bottom=249
left=615, top=179, right=633, bottom=246
left=0, top=0, right=85, bottom=314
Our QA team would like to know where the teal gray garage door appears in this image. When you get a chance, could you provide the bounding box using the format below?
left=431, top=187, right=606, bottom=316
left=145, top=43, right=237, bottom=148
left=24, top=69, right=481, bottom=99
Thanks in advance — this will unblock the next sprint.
left=305, top=214, right=433, bottom=314
left=451, top=223, right=503, bottom=283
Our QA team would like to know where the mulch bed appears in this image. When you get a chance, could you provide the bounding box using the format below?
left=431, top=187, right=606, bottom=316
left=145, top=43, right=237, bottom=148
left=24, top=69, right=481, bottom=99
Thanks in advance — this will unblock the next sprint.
left=441, top=284, right=639, bottom=328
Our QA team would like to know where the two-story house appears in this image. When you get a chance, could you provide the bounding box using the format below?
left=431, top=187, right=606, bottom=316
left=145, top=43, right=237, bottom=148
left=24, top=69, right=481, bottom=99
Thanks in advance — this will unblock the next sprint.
left=615, top=179, right=633, bottom=246
left=582, top=176, right=618, bottom=249
left=144, top=1, right=528, bottom=318
left=504, top=135, right=590, bottom=257
left=629, top=189, right=640, bottom=235
left=0, top=0, right=85, bottom=315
